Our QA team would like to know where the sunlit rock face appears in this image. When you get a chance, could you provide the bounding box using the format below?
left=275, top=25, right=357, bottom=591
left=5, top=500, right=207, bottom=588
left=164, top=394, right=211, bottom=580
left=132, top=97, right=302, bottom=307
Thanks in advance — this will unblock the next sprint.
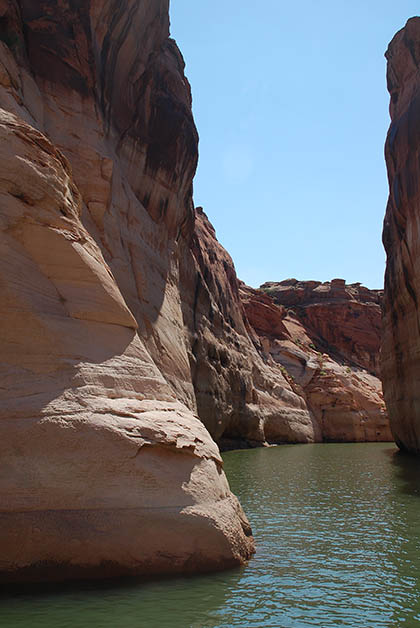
left=242, top=280, right=391, bottom=443
left=0, top=0, right=254, bottom=582
left=382, top=17, right=420, bottom=453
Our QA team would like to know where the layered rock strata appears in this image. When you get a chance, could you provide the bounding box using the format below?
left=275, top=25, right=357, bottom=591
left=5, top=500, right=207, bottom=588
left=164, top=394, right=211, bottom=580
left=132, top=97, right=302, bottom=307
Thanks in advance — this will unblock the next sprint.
left=383, top=17, right=420, bottom=452
left=0, top=0, right=255, bottom=582
left=262, top=279, right=383, bottom=375
left=184, top=209, right=319, bottom=448
left=241, top=280, right=391, bottom=442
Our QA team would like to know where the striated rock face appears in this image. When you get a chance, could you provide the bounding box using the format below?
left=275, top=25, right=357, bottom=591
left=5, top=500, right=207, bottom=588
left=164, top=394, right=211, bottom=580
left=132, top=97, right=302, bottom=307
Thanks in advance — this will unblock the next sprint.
left=242, top=280, right=391, bottom=442
left=383, top=17, right=420, bottom=453
left=0, top=0, right=254, bottom=582
left=262, top=279, right=383, bottom=375
left=182, top=209, right=320, bottom=448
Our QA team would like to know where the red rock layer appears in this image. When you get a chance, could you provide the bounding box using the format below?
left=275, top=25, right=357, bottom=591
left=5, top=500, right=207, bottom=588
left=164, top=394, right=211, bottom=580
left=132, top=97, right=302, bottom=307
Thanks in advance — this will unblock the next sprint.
left=262, top=279, right=383, bottom=375
left=382, top=17, right=420, bottom=452
left=241, top=281, right=391, bottom=442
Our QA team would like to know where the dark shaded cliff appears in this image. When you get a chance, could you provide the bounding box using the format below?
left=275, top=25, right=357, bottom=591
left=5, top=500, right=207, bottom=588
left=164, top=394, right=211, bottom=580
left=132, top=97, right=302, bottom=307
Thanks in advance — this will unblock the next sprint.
left=382, top=16, right=420, bottom=453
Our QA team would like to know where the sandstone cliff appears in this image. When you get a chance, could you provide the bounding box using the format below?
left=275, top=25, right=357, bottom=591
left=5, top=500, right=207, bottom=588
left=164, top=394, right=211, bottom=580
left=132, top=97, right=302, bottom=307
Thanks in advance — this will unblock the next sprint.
left=383, top=17, right=420, bottom=453
left=185, top=209, right=318, bottom=448
left=0, top=0, right=255, bottom=582
left=241, top=280, right=391, bottom=442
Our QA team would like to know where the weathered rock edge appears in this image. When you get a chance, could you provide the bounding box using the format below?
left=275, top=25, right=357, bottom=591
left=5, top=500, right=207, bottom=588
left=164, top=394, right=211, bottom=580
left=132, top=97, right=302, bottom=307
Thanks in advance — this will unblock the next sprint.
left=382, top=16, right=420, bottom=453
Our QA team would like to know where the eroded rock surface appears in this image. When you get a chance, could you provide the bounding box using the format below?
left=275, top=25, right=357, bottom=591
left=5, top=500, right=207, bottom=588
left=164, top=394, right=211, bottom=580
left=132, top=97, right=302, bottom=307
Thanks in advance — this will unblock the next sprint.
left=383, top=17, right=420, bottom=452
left=242, top=281, right=391, bottom=442
left=184, top=209, right=320, bottom=448
left=262, top=279, right=383, bottom=375
left=0, top=0, right=254, bottom=582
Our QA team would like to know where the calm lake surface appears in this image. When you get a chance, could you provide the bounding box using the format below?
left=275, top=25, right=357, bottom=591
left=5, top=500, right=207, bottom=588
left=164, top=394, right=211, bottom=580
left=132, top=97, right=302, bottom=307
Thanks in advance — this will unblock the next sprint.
left=2, top=443, right=420, bottom=627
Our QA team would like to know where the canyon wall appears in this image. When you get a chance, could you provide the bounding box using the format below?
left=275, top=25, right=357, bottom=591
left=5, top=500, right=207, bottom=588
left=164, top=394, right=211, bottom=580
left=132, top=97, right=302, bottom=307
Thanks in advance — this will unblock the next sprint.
left=242, top=280, right=391, bottom=442
left=383, top=17, right=420, bottom=453
left=0, top=0, right=256, bottom=582
left=185, top=209, right=318, bottom=448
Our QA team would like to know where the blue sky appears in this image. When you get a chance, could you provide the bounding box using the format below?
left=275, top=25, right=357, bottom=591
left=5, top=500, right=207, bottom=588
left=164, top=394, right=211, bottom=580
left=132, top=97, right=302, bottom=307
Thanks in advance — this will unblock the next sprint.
left=169, top=2, right=419, bottom=289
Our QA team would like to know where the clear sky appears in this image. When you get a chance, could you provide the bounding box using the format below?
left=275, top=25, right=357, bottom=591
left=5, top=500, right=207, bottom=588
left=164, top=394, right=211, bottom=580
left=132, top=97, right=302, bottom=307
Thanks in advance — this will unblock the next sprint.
left=169, top=1, right=419, bottom=290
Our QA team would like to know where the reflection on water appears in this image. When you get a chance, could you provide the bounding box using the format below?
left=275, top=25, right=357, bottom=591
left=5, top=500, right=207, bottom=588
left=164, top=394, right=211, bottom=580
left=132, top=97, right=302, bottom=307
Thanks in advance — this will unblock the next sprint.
left=3, top=443, right=420, bottom=627
left=392, top=450, right=420, bottom=497
left=0, top=571, right=240, bottom=628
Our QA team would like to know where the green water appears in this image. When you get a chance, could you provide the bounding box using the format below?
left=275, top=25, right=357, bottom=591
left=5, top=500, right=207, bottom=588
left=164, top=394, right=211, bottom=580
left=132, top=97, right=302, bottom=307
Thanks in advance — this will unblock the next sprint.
left=2, top=443, right=420, bottom=627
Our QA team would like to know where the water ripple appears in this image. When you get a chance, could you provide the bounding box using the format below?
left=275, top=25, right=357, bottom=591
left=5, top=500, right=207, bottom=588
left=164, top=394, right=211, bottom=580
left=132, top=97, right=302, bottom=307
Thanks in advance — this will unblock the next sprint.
left=2, top=443, right=420, bottom=627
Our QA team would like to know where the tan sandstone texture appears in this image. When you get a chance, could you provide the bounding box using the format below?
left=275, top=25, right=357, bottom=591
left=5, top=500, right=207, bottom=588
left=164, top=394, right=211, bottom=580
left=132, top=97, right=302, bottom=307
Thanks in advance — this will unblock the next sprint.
left=241, top=280, right=391, bottom=442
left=383, top=17, right=420, bottom=453
left=0, top=0, right=254, bottom=582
